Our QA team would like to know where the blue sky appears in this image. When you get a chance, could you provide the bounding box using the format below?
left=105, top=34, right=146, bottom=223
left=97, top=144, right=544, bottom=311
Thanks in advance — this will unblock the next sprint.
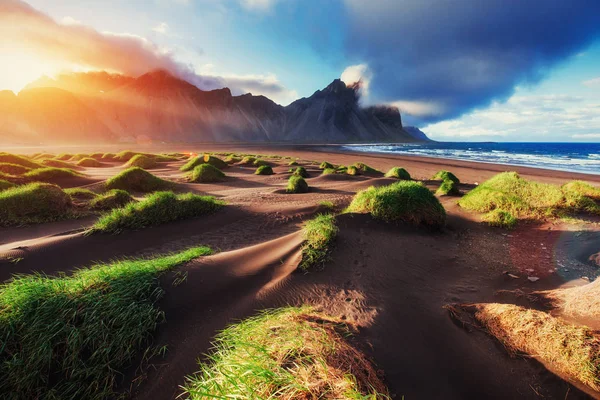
left=3, top=0, right=600, bottom=142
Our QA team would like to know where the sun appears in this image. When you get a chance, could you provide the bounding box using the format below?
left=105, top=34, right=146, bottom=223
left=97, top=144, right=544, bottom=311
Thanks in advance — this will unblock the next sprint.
left=0, top=48, right=64, bottom=93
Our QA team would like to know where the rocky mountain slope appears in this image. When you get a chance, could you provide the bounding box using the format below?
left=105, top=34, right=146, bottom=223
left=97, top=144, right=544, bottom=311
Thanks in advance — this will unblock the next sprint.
left=0, top=70, right=429, bottom=144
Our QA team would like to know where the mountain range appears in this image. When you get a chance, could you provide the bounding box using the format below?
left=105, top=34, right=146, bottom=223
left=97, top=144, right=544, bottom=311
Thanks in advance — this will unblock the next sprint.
left=0, top=70, right=429, bottom=145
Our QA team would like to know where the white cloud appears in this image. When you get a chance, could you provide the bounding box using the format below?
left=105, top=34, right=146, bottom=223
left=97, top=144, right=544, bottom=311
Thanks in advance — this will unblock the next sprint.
left=572, top=133, right=600, bottom=139
left=239, top=0, right=279, bottom=12
left=60, top=16, right=81, bottom=25
left=583, top=77, right=600, bottom=87
left=341, top=64, right=372, bottom=99
left=390, top=100, right=446, bottom=118
left=152, top=22, right=169, bottom=34
left=209, top=72, right=298, bottom=105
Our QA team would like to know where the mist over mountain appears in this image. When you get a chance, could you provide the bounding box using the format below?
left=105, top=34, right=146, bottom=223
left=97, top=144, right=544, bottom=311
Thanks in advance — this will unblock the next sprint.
left=0, top=70, right=429, bottom=145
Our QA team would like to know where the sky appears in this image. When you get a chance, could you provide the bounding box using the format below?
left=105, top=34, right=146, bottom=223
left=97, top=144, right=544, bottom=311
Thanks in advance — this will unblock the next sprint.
left=1, top=0, right=600, bottom=142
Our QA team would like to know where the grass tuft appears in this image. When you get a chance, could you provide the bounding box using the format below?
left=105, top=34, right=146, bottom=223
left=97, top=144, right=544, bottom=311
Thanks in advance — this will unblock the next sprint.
left=76, top=157, right=102, bottom=167
left=101, top=153, right=117, bottom=160
left=353, top=162, right=380, bottom=174
left=436, top=179, right=460, bottom=196
left=0, top=180, right=16, bottom=191
left=89, top=189, right=134, bottom=210
left=0, top=152, right=42, bottom=169
left=346, top=165, right=359, bottom=176
left=64, top=188, right=98, bottom=201
left=322, top=168, right=338, bottom=175
left=55, top=153, right=72, bottom=161
left=126, top=154, right=157, bottom=169
left=91, top=191, right=224, bottom=233
left=347, top=181, right=446, bottom=228
left=0, top=246, right=211, bottom=400
left=239, top=156, right=257, bottom=165
left=286, top=175, right=309, bottom=193
left=0, top=162, right=31, bottom=175
left=0, top=183, right=72, bottom=226
left=105, top=167, right=173, bottom=192
left=69, top=153, right=89, bottom=162
left=292, top=166, right=309, bottom=178
left=224, top=154, right=241, bottom=164
left=288, top=160, right=299, bottom=166
left=181, top=306, right=389, bottom=399
left=385, top=167, right=411, bottom=180
left=300, top=214, right=338, bottom=271
left=190, top=164, right=225, bottom=183
left=432, top=170, right=460, bottom=184
left=24, top=167, right=82, bottom=182
left=42, top=159, right=75, bottom=169
left=255, top=165, right=274, bottom=175
left=319, top=161, right=334, bottom=170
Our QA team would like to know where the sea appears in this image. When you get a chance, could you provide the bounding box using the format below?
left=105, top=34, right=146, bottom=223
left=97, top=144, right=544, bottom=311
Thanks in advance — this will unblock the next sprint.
left=341, top=142, right=600, bottom=175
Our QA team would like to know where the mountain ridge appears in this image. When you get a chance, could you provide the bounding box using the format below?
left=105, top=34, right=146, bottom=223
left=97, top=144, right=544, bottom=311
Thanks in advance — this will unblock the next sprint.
left=0, top=70, right=430, bottom=145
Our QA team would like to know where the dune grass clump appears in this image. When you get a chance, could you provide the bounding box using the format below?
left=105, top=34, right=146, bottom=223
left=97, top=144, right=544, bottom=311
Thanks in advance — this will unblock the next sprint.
left=0, top=183, right=72, bottom=226
left=180, top=156, right=205, bottom=172
left=562, top=181, right=600, bottom=200
left=76, top=157, right=102, bottom=167
left=55, top=153, right=73, bottom=161
left=89, top=152, right=104, bottom=160
left=319, top=161, right=334, bottom=170
left=286, top=175, right=309, bottom=193
left=64, top=188, right=98, bottom=201
left=346, top=165, right=359, bottom=176
left=322, top=168, right=338, bottom=175
left=0, top=180, right=15, bottom=191
left=436, top=179, right=460, bottom=196
left=300, top=214, right=338, bottom=271
left=292, top=166, right=309, bottom=178
left=114, top=150, right=139, bottom=162
left=0, top=162, right=31, bottom=175
left=225, top=154, right=241, bottom=164
left=458, top=172, right=600, bottom=227
left=385, top=167, right=411, bottom=180
left=239, top=155, right=257, bottom=165
left=91, top=191, right=224, bottom=233
left=253, top=158, right=269, bottom=167
left=0, top=246, right=211, bottom=400
left=468, top=303, right=600, bottom=393
left=432, top=170, right=460, bottom=184
left=288, top=160, right=299, bottom=166
left=181, top=307, right=389, bottom=399
left=105, top=167, right=173, bottom=192
left=347, top=181, right=446, bottom=228
left=42, top=159, right=75, bottom=169
left=190, top=164, right=225, bottom=183
left=101, top=152, right=117, bottom=160
left=126, top=154, right=157, bottom=169
left=69, top=153, right=89, bottom=162
left=0, top=152, right=42, bottom=169
left=32, top=153, right=55, bottom=160
left=89, top=189, right=134, bottom=210
left=319, top=200, right=335, bottom=210
left=203, top=154, right=228, bottom=169
left=24, top=167, right=82, bottom=182
left=353, top=162, right=380, bottom=174
left=255, top=165, right=274, bottom=175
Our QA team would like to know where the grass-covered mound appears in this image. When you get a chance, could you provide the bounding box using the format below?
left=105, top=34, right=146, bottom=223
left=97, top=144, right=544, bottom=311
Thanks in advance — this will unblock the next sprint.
left=126, top=154, right=157, bottom=169
left=90, top=152, right=104, bottom=160
left=432, top=170, right=460, bottom=184
left=55, top=153, right=73, bottom=161
left=76, top=157, right=102, bottom=167
left=180, top=156, right=205, bottom=172
left=253, top=158, right=270, bottom=167
left=286, top=175, right=309, bottom=193
left=105, top=167, right=173, bottom=192
left=69, top=153, right=89, bottom=161
left=319, top=161, right=334, bottom=170
left=0, top=152, right=42, bottom=169
left=0, top=180, right=15, bottom=191
left=181, top=307, right=389, bottom=399
left=347, top=181, right=446, bottom=228
left=353, top=162, right=380, bottom=174
left=64, top=188, right=98, bottom=201
left=89, top=189, right=134, bottom=210
left=346, top=165, right=359, bottom=176
left=24, top=167, right=83, bottom=182
left=190, top=164, right=225, bottom=183
left=32, top=153, right=55, bottom=160
left=202, top=154, right=228, bottom=169
left=322, top=167, right=338, bottom=175
left=465, top=303, right=600, bottom=393
left=114, top=150, right=139, bottom=162
left=91, top=191, right=224, bottom=233
left=0, top=183, right=72, bottom=226
left=42, top=159, right=75, bottom=169
left=562, top=180, right=600, bottom=200
left=239, top=155, right=257, bottom=165
left=225, top=154, right=241, bottom=164
left=458, top=172, right=600, bottom=227
left=0, top=162, right=31, bottom=175
left=292, top=166, right=308, bottom=178
left=299, top=214, right=338, bottom=271
left=288, top=160, right=299, bottom=166
left=101, top=152, right=117, bottom=160
left=255, top=165, right=273, bottom=175
left=0, top=246, right=211, bottom=399
left=385, top=167, right=411, bottom=180
left=436, top=179, right=460, bottom=196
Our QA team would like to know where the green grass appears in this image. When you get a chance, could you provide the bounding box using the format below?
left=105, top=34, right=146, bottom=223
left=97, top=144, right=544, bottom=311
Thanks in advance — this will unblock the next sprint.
left=436, top=179, right=460, bottom=196
left=484, top=209, right=517, bottom=228
left=352, top=162, right=380, bottom=174
left=319, top=200, right=335, bottom=210
left=55, top=153, right=73, bottom=161
left=0, top=162, right=31, bottom=175
left=288, top=160, right=299, bottom=166
left=346, top=165, right=359, bottom=176
left=90, top=152, right=105, bottom=160
left=432, top=170, right=460, bottom=184
left=0, top=183, right=72, bottom=226
left=255, top=165, right=274, bottom=175
left=458, top=172, right=600, bottom=227
left=76, top=157, right=102, bottom=167
left=24, top=167, right=83, bottom=182
left=286, top=175, right=309, bottom=193
left=322, top=168, right=338, bottom=175
left=225, top=154, right=241, bottom=164
left=190, top=164, right=225, bottom=183
left=126, top=154, right=157, bottom=169
left=32, top=153, right=55, bottom=160
left=319, top=161, right=334, bottom=170
left=385, top=167, right=411, bottom=180
left=42, top=159, right=75, bottom=169
left=69, top=153, right=89, bottom=161
left=253, top=158, right=269, bottom=167
left=0, top=246, right=211, bottom=400
left=181, top=306, right=389, bottom=399
left=299, top=214, right=338, bottom=271
left=64, top=188, right=98, bottom=201
left=89, top=189, right=134, bottom=210
left=114, top=150, right=139, bottom=161
left=202, top=155, right=228, bottom=169
left=180, top=156, right=205, bottom=172
left=0, top=180, right=15, bottom=191
left=101, top=153, right=117, bottom=160
left=91, top=191, right=224, bottom=233
left=105, top=167, right=173, bottom=192
left=0, top=152, right=42, bottom=169
left=240, top=156, right=257, bottom=165
left=292, top=166, right=308, bottom=178
left=347, top=181, right=446, bottom=228
left=180, top=154, right=227, bottom=172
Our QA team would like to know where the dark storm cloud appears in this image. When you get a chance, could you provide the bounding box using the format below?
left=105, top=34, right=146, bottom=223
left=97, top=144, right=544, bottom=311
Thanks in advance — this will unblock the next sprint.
left=342, top=0, right=600, bottom=122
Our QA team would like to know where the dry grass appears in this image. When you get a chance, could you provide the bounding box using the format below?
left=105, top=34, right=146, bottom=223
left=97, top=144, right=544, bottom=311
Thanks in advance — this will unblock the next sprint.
left=538, top=279, right=600, bottom=321
left=470, top=303, right=600, bottom=392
